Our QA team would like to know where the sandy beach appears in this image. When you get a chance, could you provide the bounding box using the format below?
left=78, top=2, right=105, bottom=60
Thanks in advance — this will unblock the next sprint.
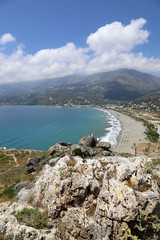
left=108, top=110, right=147, bottom=154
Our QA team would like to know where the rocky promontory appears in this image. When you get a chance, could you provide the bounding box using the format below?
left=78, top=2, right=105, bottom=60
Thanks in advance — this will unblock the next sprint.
left=0, top=136, right=160, bottom=240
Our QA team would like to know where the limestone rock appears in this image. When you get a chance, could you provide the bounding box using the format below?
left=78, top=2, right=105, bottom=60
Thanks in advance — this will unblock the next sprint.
left=97, top=142, right=111, bottom=150
left=49, top=142, right=71, bottom=156
left=49, top=157, right=60, bottom=167
left=0, top=214, right=61, bottom=240
left=26, top=156, right=48, bottom=173
left=79, top=134, right=98, bottom=147
left=0, top=155, right=160, bottom=239
left=13, top=181, right=28, bottom=195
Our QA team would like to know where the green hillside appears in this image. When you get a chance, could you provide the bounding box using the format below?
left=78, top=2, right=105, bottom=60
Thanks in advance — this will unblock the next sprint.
left=0, top=69, right=160, bottom=105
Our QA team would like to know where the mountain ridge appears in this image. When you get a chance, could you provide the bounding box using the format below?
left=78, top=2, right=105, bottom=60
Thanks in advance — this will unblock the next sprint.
left=0, top=68, right=160, bottom=104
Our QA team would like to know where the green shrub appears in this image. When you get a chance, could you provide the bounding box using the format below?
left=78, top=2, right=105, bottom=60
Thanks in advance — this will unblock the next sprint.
left=72, top=148, right=83, bottom=156
left=14, top=207, right=48, bottom=229
left=134, top=210, right=160, bottom=240
left=122, top=210, right=160, bottom=240
left=147, top=129, right=159, bottom=142
left=3, top=185, right=15, bottom=198
left=72, top=148, right=91, bottom=157
left=0, top=154, right=13, bottom=167
left=145, top=123, right=159, bottom=142
left=143, top=158, right=160, bottom=174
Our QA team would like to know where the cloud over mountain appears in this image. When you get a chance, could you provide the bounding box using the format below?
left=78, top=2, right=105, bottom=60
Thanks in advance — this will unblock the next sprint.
left=0, top=18, right=160, bottom=83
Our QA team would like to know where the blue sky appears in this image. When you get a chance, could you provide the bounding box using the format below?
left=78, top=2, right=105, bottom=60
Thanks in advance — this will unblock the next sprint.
left=0, top=0, right=160, bottom=83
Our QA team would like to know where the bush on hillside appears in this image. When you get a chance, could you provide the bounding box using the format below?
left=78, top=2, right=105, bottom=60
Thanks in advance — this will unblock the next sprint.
left=72, top=148, right=83, bottom=156
left=145, top=123, right=159, bottom=142
left=14, top=208, right=48, bottom=229
left=2, top=185, right=15, bottom=198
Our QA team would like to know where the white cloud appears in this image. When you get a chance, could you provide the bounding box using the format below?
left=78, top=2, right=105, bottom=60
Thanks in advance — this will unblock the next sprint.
left=86, top=51, right=160, bottom=75
left=0, top=43, right=88, bottom=82
left=0, top=19, right=160, bottom=84
left=0, top=33, right=15, bottom=45
left=87, top=18, right=149, bottom=54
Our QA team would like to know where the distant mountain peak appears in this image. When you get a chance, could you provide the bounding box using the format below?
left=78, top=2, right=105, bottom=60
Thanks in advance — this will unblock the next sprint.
left=0, top=69, right=160, bottom=104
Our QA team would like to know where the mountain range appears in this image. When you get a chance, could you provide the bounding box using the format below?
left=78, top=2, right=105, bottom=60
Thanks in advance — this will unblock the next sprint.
left=0, top=68, right=160, bottom=105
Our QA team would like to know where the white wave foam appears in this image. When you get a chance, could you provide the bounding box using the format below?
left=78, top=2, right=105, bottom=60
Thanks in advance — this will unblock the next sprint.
left=99, top=110, right=121, bottom=150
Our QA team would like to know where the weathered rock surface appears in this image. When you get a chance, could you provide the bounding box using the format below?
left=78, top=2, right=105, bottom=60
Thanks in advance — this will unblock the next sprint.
left=26, top=156, right=49, bottom=173
left=0, top=155, right=160, bottom=239
left=79, top=134, right=98, bottom=147
left=49, top=142, right=71, bottom=156
left=48, top=135, right=111, bottom=158
left=97, top=142, right=111, bottom=150
left=13, top=181, right=28, bottom=195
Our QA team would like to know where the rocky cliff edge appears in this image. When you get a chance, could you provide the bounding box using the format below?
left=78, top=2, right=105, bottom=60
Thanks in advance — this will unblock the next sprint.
left=0, top=154, right=160, bottom=240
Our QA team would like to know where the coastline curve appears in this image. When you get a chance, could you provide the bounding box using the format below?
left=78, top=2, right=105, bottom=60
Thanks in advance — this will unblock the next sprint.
left=96, top=108, right=122, bottom=150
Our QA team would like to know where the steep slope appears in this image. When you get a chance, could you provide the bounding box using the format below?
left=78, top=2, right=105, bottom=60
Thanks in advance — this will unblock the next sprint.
left=81, top=69, right=160, bottom=100
left=130, top=89, right=160, bottom=108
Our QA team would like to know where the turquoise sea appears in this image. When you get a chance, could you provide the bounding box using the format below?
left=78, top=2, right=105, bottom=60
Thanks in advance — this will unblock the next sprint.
left=0, top=106, right=121, bottom=150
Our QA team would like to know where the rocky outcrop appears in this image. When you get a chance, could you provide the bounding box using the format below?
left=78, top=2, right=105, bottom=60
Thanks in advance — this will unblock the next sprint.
left=97, top=142, right=111, bottom=150
left=79, top=134, right=98, bottom=147
left=0, top=155, right=159, bottom=239
left=26, top=156, right=49, bottom=173
left=13, top=181, right=29, bottom=195
left=49, top=142, right=71, bottom=156
left=48, top=135, right=111, bottom=159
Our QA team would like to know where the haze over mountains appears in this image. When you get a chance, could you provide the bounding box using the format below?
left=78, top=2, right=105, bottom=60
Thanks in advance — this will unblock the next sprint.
left=0, top=69, right=160, bottom=105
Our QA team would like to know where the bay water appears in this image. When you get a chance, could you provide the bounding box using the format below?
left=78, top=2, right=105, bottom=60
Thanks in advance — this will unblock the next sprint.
left=0, top=106, right=121, bottom=150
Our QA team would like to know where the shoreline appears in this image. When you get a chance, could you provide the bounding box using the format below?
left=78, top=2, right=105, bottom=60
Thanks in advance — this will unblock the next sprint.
left=0, top=105, right=147, bottom=154
left=107, top=109, right=147, bottom=154
left=97, top=108, right=121, bottom=150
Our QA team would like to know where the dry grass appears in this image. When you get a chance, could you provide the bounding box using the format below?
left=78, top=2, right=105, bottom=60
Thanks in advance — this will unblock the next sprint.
left=66, top=157, right=76, bottom=167
left=86, top=203, right=96, bottom=217
left=106, top=166, right=117, bottom=181
left=0, top=149, right=50, bottom=203
left=137, top=140, right=160, bottom=157
left=125, top=178, right=150, bottom=192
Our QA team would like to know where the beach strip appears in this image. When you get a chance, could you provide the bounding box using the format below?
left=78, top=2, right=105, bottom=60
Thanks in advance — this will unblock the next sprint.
left=107, top=110, right=147, bottom=154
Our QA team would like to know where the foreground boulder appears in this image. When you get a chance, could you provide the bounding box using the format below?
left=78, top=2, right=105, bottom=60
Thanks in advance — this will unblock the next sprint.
left=0, top=155, right=160, bottom=239
left=79, top=134, right=98, bottom=147
left=97, top=141, right=111, bottom=150
left=49, top=142, right=71, bottom=156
